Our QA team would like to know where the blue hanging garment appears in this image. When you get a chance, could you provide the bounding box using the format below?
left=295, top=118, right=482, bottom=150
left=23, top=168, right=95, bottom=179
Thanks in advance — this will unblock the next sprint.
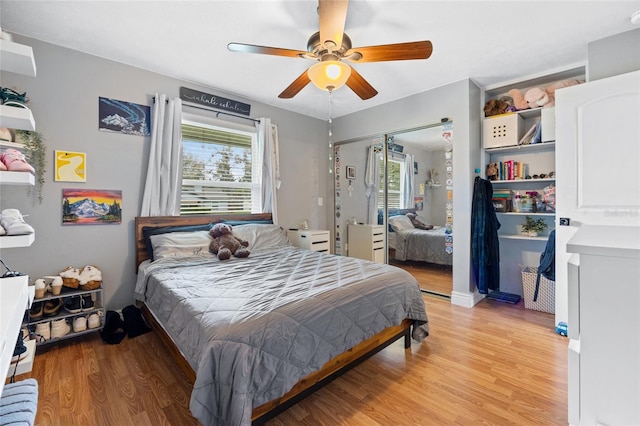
left=534, top=230, right=556, bottom=302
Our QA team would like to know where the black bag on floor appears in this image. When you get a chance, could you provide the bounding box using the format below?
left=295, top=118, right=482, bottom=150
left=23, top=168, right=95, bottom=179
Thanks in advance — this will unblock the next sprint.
left=100, top=310, right=126, bottom=345
left=122, top=305, right=151, bottom=338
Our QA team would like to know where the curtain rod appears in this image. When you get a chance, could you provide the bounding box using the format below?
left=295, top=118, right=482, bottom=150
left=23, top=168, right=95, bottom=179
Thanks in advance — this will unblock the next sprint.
left=153, top=97, right=260, bottom=123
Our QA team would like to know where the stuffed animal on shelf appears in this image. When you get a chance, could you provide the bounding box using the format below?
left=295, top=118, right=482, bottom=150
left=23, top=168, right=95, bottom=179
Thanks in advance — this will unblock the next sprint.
left=486, top=162, right=499, bottom=181
left=524, top=87, right=554, bottom=109
left=209, top=223, right=250, bottom=260
left=484, top=98, right=510, bottom=117
left=545, top=78, right=583, bottom=98
left=507, top=88, right=529, bottom=110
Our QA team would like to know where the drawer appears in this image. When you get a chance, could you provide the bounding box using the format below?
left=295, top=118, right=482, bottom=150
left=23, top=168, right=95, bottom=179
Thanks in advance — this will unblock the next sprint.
left=373, top=247, right=385, bottom=264
left=372, top=239, right=385, bottom=250
left=306, top=233, right=329, bottom=244
left=310, top=241, right=330, bottom=253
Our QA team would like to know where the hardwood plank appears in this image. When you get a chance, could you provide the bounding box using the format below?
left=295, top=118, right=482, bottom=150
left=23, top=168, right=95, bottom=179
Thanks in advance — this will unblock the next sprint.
left=14, top=295, right=567, bottom=425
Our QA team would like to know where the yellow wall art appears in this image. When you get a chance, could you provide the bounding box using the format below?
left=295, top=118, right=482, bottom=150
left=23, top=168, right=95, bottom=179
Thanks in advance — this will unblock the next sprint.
left=55, top=150, right=86, bottom=182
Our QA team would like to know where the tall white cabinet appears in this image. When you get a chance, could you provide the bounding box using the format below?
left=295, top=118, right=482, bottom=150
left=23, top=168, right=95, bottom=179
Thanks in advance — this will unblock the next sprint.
left=555, top=70, right=640, bottom=326
left=566, top=225, right=640, bottom=425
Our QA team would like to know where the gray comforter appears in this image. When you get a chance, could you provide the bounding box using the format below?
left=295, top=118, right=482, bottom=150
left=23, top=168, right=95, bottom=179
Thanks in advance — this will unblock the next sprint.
left=135, top=246, right=429, bottom=426
left=394, top=226, right=453, bottom=266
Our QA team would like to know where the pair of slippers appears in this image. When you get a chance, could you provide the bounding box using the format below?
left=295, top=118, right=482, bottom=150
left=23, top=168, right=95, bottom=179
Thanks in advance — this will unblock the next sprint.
left=100, top=305, right=151, bottom=345
left=0, top=148, right=35, bottom=173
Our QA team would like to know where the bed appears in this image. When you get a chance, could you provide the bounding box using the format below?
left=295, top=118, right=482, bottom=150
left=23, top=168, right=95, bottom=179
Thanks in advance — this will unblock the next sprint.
left=133, top=213, right=430, bottom=426
left=381, top=209, right=453, bottom=266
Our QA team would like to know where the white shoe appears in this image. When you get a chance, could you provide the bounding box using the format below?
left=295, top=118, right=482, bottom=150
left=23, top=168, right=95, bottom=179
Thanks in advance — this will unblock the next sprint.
left=34, top=278, right=46, bottom=299
left=88, top=313, right=101, bottom=329
left=0, top=223, right=6, bottom=236
left=50, top=318, right=71, bottom=338
left=35, top=322, right=50, bottom=341
left=0, top=209, right=34, bottom=235
left=73, top=316, right=87, bottom=332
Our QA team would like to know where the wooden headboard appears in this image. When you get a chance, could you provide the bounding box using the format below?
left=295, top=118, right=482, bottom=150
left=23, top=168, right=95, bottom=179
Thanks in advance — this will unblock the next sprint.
left=134, top=213, right=272, bottom=269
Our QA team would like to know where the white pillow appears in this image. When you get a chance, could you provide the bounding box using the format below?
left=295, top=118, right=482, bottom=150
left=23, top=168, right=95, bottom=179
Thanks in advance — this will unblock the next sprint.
left=388, top=215, right=414, bottom=232
left=150, top=230, right=212, bottom=259
left=231, top=224, right=291, bottom=252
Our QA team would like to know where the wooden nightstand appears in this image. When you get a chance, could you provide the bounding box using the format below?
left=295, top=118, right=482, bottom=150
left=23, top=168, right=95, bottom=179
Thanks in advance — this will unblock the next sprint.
left=287, top=229, right=331, bottom=254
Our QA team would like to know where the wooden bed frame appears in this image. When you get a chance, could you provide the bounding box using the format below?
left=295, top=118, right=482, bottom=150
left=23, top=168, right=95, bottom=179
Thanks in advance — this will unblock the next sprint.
left=134, top=214, right=413, bottom=425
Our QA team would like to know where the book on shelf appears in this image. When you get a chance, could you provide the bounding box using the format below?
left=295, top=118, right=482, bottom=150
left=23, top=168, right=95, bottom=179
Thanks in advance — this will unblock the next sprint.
left=496, top=160, right=526, bottom=180
left=492, top=189, right=512, bottom=198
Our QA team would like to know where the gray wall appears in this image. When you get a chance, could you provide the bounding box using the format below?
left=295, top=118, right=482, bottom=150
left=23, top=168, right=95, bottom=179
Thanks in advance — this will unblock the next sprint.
left=1, top=36, right=328, bottom=310
left=588, top=28, right=640, bottom=81
left=332, top=80, right=483, bottom=304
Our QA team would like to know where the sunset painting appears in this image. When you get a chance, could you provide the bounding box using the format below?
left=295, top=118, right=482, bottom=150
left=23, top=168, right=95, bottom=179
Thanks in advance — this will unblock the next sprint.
left=62, top=189, right=122, bottom=225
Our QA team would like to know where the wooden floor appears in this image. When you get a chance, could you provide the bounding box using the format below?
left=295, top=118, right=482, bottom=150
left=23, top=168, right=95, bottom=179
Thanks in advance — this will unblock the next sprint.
left=11, top=295, right=567, bottom=426
left=390, top=257, right=453, bottom=296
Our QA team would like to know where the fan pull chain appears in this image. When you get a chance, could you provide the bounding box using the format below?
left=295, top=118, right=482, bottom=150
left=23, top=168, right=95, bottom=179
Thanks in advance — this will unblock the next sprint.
left=328, top=90, right=334, bottom=174
left=329, top=90, right=333, bottom=174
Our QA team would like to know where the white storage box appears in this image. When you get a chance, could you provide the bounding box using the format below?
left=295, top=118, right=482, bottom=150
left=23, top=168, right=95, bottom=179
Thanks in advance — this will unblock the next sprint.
left=483, top=113, right=524, bottom=148
left=541, top=106, right=556, bottom=142
left=521, top=266, right=555, bottom=314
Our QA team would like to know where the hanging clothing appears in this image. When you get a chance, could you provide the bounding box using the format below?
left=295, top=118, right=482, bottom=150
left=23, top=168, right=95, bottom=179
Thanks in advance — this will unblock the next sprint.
left=471, top=176, right=501, bottom=294
left=534, top=229, right=556, bottom=301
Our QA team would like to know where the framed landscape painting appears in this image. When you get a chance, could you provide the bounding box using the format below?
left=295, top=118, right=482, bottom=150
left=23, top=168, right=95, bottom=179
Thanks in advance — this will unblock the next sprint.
left=62, top=189, right=122, bottom=225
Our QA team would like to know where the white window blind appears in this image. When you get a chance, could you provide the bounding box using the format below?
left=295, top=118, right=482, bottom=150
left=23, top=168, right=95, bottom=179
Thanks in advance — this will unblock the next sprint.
left=378, top=158, right=402, bottom=209
left=181, top=121, right=260, bottom=215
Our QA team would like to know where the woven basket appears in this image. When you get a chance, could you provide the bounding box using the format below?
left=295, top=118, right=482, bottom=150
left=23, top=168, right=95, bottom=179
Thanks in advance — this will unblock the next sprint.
left=521, top=266, right=555, bottom=314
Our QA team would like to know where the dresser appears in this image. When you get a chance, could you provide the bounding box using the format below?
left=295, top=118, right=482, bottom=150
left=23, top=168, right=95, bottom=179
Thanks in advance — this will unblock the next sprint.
left=287, top=229, right=331, bottom=253
left=348, top=224, right=385, bottom=263
left=566, top=225, right=640, bottom=426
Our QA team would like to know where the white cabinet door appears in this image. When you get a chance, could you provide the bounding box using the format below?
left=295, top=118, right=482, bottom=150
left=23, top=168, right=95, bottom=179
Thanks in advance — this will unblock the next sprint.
left=555, top=70, right=640, bottom=326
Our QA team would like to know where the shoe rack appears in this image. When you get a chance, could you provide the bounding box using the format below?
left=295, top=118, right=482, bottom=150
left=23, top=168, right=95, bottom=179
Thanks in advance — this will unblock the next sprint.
left=26, top=287, right=105, bottom=346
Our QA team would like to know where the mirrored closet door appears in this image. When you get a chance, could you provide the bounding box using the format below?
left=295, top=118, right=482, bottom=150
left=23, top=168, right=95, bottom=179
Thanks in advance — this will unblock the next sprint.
left=333, top=121, right=453, bottom=297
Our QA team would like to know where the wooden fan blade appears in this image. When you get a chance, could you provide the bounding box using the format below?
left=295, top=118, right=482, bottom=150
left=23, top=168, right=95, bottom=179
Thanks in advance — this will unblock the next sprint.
left=346, top=40, right=433, bottom=63
left=319, top=0, right=349, bottom=50
left=278, top=70, right=312, bottom=99
left=228, top=42, right=308, bottom=58
left=346, top=67, right=378, bottom=100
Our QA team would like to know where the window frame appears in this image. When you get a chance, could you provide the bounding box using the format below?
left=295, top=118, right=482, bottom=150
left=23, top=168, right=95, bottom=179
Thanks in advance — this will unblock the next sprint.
left=180, top=115, right=260, bottom=215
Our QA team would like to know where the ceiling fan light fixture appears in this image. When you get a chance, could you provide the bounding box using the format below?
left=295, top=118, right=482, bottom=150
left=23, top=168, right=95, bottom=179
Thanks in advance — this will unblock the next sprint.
left=308, top=60, right=351, bottom=92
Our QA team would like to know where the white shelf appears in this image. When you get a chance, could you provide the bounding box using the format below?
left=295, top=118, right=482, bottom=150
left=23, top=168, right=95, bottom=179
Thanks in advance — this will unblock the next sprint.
left=0, top=104, right=35, bottom=131
left=0, top=233, right=35, bottom=249
left=0, top=39, right=36, bottom=77
left=496, top=212, right=555, bottom=216
left=491, top=178, right=555, bottom=184
left=485, top=142, right=555, bottom=154
left=499, top=234, right=550, bottom=241
left=0, top=171, right=35, bottom=185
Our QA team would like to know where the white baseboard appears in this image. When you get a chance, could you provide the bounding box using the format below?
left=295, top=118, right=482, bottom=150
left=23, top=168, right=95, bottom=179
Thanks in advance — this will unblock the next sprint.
left=451, top=290, right=484, bottom=308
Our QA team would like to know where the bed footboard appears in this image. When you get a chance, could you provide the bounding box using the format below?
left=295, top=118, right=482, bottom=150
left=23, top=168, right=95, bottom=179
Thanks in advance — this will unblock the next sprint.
left=139, top=303, right=412, bottom=425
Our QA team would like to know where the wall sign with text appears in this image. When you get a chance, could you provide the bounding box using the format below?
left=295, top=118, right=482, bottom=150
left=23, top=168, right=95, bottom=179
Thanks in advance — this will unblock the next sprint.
left=179, top=87, right=251, bottom=116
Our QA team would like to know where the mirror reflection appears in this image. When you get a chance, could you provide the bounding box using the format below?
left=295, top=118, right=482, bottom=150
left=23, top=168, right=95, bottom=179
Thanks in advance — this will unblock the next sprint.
left=334, top=123, right=453, bottom=297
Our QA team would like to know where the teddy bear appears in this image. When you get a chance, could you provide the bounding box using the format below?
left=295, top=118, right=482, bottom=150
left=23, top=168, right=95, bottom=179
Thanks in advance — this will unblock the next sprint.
left=483, top=97, right=513, bottom=117
left=486, top=162, right=499, bottom=181
left=209, top=223, right=250, bottom=260
left=524, top=87, right=554, bottom=109
left=507, top=88, right=529, bottom=111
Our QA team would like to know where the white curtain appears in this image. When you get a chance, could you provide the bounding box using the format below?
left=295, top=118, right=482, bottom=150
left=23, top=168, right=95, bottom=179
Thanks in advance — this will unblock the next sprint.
left=402, top=153, right=415, bottom=209
left=256, top=118, right=280, bottom=224
left=140, top=94, right=183, bottom=216
left=365, top=145, right=380, bottom=224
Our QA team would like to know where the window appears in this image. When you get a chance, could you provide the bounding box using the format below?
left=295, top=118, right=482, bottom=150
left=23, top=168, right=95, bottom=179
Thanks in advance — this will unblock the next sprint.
left=180, top=120, right=260, bottom=215
left=378, top=158, right=403, bottom=209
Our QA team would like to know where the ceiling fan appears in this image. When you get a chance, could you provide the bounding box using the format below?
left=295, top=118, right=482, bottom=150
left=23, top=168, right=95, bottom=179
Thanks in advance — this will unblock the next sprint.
left=227, top=0, right=433, bottom=100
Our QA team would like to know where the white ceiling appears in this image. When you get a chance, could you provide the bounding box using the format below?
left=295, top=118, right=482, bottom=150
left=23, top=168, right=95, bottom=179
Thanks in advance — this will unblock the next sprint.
left=1, top=1, right=639, bottom=120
